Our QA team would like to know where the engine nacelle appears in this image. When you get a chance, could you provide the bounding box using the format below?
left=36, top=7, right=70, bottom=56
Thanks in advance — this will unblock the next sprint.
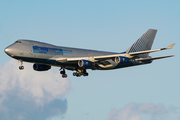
left=78, top=60, right=94, bottom=67
left=115, top=56, right=129, bottom=63
left=33, top=64, right=51, bottom=71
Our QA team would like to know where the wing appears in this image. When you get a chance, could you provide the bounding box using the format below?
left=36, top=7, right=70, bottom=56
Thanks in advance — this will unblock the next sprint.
left=54, top=43, right=175, bottom=63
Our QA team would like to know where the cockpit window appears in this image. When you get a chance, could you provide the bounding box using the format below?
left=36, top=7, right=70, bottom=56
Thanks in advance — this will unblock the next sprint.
left=15, top=41, right=22, bottom=43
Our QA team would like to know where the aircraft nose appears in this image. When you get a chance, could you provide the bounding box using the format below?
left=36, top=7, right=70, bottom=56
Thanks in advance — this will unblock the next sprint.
left=4, top=47, right=10, bottom=53
left=4, top=46, right=14, bottom=56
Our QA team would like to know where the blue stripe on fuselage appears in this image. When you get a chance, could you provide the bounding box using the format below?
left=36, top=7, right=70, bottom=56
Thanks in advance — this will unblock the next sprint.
left=32, top=46, right=73, bottom=55
left=33, top=50, right=39, bottom=53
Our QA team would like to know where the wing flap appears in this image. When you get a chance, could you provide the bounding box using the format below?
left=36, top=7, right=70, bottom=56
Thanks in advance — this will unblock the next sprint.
left=56, top=58, right=68, bottom=62
left=97, top=64, right=113, bottom=68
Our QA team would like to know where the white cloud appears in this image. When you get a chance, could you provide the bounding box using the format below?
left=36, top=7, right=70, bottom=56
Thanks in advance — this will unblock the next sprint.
left=107, top=102, right=179, bottom=120
left=0, top=59, right=71, bottom=119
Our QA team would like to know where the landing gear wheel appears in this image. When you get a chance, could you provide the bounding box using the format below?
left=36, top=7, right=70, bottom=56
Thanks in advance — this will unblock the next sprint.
left=19, top=66, right=24, bottom=70
left=60, top=67, right=68, bottom=78
left=62, top=74, right=67, bottom=78
left=18, top=60, right=24, bottom=70
left=73, top=69, right=89, bottom=77
left=73, top=72, right=77, bottom=76
left=76, top=73, right=81, bottom=77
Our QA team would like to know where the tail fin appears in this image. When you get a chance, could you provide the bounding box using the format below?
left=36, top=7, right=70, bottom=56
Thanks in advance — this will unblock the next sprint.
left=126, top=29, right=157, bottom=58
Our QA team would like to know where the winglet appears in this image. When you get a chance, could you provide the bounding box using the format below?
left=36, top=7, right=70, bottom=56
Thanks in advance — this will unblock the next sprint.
left=167, top=43, right=175, bottom=49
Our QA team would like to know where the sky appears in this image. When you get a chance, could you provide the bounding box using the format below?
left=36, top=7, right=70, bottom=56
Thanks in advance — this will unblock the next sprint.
left=0, top=0, right=180, bottom=120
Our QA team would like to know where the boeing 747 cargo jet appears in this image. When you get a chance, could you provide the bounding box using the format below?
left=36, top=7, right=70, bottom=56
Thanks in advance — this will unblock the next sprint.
left=4, top=29, right=175, bottom=78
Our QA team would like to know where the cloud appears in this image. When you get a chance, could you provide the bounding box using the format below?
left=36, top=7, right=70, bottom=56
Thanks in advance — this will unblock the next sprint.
left=107, top=102, right=179, bottom=120
left=0, top=59, right=71, bottom=120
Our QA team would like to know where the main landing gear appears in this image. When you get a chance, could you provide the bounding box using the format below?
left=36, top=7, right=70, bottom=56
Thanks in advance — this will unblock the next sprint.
left=60, top=68, right=68, bottom=78
left=60, top=68, right=89, bottom=78
left=18, top=60, right=24, bottom=70
left=73, top=69, right=89, bottom=77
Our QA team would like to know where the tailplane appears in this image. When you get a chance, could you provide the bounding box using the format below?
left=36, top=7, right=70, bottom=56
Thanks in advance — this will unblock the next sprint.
left=126, top=29, right=157, bottom=58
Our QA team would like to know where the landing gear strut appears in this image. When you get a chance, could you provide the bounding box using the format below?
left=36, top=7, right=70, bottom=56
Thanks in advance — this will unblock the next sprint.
left=60, top=67, right=67, bottom=78
left=18, top=60, right=24, bottom=70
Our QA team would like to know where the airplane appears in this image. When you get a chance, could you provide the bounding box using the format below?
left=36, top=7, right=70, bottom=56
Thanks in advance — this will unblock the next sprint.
left=4, top=29, right=175, bottom=78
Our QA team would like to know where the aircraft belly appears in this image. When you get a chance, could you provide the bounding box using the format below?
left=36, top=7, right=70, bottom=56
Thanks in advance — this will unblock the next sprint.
left=13, top=56, right=79, bottom=68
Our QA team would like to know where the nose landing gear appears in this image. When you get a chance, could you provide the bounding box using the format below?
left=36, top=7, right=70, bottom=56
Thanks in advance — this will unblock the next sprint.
left=18, top=60, right=24, bottom=70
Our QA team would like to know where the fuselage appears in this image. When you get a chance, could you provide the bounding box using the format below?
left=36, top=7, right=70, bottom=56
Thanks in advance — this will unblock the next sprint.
left=5, top=40, right=151, bottom=71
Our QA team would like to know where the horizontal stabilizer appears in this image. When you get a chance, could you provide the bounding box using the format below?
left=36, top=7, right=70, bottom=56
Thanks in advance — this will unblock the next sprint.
left=136, top=55, right=174, bottom=61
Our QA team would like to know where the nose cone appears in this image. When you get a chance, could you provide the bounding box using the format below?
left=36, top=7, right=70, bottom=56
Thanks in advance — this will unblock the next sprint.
left=4, top=46, right=14, bottom=57
left=4, top=47, right=10, bottom=53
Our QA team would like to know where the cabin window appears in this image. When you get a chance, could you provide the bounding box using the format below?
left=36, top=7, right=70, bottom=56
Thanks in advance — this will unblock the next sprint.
left=15, top=41, right=22, bottom=43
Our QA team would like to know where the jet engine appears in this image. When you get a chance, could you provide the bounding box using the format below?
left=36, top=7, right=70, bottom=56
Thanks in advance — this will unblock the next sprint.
left=78, top=60, right=94, bottom=67
left=33, top=64, right=51, bottom=71
left=114, top=56, right=129, bottom=63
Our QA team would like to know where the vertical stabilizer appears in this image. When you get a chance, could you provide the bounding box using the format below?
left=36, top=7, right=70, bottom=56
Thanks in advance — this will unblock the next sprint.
left=126, top=29, right=157, bottom=58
